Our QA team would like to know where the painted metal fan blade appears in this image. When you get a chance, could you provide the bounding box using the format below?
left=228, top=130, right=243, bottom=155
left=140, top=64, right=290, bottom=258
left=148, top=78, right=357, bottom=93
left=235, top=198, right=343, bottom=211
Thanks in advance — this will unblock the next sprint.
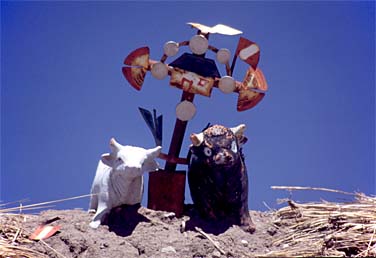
left=139, top=107, right=163, bottom=146
left=124, top=46, right=150, bottom=67
left=123, top=47, right=150, bottom=90
left=211, top=24, right=243, bottom=35
left=155, top=114, right=163, bottom=146
left=187, top=22, right=242, bottom=36
left=242, top=67, right=268, bottom=92
left=235, top=37, right=260, bottom=70
left=122, top=66, right=147, bottom=91
left=139, top=107, right=155, bottom=132
left=237, top=89, right=265, bottom=112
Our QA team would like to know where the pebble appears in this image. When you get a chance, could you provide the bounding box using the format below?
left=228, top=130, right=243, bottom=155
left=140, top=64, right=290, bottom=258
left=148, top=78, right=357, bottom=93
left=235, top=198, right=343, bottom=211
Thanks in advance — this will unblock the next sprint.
left=74, top=223, right=87, bottom=233
left=161, top=246, right=176, bottom=253
left=163, top=212, right=176, bottom=219
left=99, top=243, right=109, bottom=249
left=180, top=221, right=186, bottom=233
left=212, top=250, right=221, bottom=258
left=241, top=239, right=248, bottom=247
left=267, top=227, right=277, bottom=236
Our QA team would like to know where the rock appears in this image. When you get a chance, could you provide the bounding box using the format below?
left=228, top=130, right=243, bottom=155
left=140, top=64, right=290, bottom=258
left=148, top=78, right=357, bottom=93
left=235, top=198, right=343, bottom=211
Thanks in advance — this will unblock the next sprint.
left=161, top=246, right=176, bottom=253
left=267, top=227, right=277, bottom=236
left=163, top=212, right=176, bottom=219
left=212, top=250, right=221, bottom=258
left=180, top=220, right=186, bottom=233
left=241, top=239, right=248, bottom=247
left=74, top=222, right=87, bottom=233
left=100, top=243, right=109, bottom=249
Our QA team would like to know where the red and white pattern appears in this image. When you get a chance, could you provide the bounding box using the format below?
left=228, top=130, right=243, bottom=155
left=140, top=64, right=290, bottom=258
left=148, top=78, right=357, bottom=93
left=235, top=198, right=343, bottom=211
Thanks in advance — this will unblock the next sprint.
left=235, top=37, right=260, bottom=70
left=29, top=225, right=61, bottom=240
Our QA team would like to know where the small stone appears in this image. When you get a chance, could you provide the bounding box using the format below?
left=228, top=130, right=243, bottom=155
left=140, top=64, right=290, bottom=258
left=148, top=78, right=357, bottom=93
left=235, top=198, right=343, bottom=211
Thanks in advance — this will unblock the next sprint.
left=180, top=220, right=186, bottom=233
left=283, top=243, right=289, bottom=248
left=163, top=212, right=176, bottom=219
left=267, top=227, right=277, bottom=236
left=241, top=239, right=248, bottom=247
left=212, top=250, right=221, bottom=258
left=74, top=223, right=87, bottom=233
left=137, top=246, right=145, bottom=255
left=100, top=243, right=109, bottom=249
left=161, top=246, right=176, bottom=253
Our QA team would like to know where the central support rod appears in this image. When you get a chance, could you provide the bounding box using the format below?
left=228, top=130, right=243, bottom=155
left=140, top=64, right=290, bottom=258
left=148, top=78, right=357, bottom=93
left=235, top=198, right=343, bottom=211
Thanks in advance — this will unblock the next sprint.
left=164, top=91, right=195, bottom=172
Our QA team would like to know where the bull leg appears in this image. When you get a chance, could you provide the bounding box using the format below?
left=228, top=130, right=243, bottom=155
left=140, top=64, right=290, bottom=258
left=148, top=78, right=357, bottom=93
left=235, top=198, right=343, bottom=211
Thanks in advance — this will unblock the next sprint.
left=238, top=189, right=255, bottom=233
left=240, top=211, right=256, bottom=233
left=89, top=191, right=110, bottom=229
left=239, top=165, right=255, bottom=233
left=88, top=193, right=98, bottom=214
left=89, top=204, right=109, bottom=229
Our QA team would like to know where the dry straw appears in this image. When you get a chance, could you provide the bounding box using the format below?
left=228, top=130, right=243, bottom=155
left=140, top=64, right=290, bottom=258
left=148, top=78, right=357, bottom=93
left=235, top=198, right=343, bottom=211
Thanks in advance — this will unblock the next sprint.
left=0, top=194, right=92, bottom=258
left=0, top=210, right=48, bottom=258
left=1, top=189, right=375, bottom=257
left=264, top=186, right=376, bottom=257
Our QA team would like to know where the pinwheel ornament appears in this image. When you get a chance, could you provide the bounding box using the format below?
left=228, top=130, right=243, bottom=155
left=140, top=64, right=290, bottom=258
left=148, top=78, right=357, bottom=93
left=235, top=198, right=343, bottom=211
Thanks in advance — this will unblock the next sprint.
left=122, top=22, right=268, bottom=216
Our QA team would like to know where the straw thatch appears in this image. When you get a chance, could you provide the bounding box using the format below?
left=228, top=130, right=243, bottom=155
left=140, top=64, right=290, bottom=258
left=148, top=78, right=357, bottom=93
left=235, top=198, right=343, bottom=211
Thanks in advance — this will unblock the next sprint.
left=0, top=194, right=91, bottom=258
left=1, top=190, right=375, bottom=257
left=0, top=212, right=47, bottom=258
left=264, top=186, right=376, bottom=257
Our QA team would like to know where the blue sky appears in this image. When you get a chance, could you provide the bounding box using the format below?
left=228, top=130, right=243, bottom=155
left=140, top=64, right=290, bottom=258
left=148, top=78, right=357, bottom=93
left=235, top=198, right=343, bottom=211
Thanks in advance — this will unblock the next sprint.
left=1, top=1, right=375, bottom=212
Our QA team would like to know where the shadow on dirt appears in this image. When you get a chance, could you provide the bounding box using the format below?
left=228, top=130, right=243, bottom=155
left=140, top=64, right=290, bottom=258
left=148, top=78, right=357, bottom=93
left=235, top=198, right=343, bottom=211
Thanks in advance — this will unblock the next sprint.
left=183, top=204, right=235, bottom=235
left=106, top=204, right=150, bottom=237
left=105, top=204, right=247, bottom=236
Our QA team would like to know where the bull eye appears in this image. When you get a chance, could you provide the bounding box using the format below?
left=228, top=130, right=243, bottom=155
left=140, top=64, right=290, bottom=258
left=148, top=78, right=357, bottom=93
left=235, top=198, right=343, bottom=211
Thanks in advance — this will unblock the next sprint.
left=203, top=147, right=212, bottom=157
left=231, top=141, right=238, bottom=153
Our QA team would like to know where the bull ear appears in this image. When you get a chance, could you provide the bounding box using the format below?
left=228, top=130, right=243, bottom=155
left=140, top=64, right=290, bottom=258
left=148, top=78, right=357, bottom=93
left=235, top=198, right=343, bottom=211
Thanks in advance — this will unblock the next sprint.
left=101, top=153, right=114, bottom=167
left=146, top=146, right=162, bottom=159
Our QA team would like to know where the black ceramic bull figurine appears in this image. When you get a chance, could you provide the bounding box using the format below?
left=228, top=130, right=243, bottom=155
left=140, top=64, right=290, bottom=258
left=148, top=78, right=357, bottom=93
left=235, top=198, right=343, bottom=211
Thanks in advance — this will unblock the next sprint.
left=188, top=124, right=255, bottom=233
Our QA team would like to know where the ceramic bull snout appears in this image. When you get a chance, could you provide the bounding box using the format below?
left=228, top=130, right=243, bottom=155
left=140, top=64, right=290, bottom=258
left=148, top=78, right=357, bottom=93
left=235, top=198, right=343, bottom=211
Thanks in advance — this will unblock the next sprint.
left=188, top=124, right=256, bottom=233
left=89, top=138, right=161, bottom=228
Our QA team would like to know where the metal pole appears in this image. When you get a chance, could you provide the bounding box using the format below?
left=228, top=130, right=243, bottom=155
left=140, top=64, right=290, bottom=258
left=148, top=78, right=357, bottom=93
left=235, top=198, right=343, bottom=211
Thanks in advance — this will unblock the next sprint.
left=164, top=91, right=195, bottom=172
left=165, top=31, right=206, bottom=172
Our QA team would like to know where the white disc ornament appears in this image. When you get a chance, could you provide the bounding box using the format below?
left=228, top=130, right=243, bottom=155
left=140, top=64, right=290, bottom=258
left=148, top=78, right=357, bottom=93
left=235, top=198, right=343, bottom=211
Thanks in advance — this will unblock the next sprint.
left=151, top=62, right=168, bottom=80
left=189, top=35, right=208, bottom=55
left=218, top=76, right=236, bottom=94
left=216, top=48, right=231, bottom=64
left=164, top=41, right=179, bottom=57
left=176, top=100, right=196, bottom=121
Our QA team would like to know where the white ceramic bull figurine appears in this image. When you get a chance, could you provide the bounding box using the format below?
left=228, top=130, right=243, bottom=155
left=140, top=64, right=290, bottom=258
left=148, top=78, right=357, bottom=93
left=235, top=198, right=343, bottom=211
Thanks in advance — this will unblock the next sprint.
left=89, top=138, right=161, bottom=228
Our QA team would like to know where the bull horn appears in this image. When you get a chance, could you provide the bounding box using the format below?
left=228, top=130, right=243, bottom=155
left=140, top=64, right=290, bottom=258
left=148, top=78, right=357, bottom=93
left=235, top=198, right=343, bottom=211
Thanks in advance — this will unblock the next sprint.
left=109, top=138, right=122, bottom=152
left=190, top=132, right=204, bottom=146
left=230, top=124, right=246, bottom=137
